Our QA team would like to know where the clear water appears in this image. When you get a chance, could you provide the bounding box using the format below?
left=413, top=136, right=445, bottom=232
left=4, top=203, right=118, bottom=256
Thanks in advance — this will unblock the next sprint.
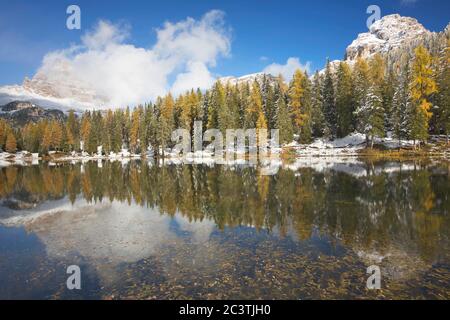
left=0, top=159, right=449, bottom=299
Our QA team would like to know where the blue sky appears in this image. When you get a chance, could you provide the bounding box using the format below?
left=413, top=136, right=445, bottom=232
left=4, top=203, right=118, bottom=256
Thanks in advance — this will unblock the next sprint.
left=0, top=0, right=449, bottom=87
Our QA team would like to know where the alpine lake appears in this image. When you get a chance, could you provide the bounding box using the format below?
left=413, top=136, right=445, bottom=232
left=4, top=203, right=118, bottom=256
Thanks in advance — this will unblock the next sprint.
left=0, top=156, right=449, bottom=299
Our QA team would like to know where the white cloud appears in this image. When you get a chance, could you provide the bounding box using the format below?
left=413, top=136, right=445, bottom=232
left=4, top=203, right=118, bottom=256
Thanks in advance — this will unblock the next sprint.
left=30, top=10, right=230, bottom=109
left=171, top=61, right=216, bottom=95
left=262, top=57, right=311, bottom=81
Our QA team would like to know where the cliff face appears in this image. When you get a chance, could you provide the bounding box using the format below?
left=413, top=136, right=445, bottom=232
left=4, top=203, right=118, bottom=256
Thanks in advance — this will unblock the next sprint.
left=0, top=101, right=66, bottom=127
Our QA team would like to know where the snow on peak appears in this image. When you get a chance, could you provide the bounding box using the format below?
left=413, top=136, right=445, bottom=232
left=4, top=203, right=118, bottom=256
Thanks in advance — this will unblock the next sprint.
left=218, top=73, right=278, bottom=86
left=345, top=14, right=431, bottom=61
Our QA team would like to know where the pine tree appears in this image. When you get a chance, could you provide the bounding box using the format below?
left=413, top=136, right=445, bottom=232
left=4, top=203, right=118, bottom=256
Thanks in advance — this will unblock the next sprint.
left=299, top=71, right=313, bottom=143
left=335, top=61, right=354, bottom=137
left=262, top=74, right=276, bottom=130
left=207, top=81, right=225, bottom=131
left=409, top=45, right=438, bottom=146
left=158, top=94, right=175, bottom=153
left=382, top=68, right=396, bottom=133
left=354, top=55, right=386, bottom=147
left=311, top=72, right=325, bottom=137
left=392, top=60, right=412, bottom=142
left=322, top=60, right=337, bottom=138
left=275, top=92, right=293, bottom=144
left=434, top=39, right=450, bottom=142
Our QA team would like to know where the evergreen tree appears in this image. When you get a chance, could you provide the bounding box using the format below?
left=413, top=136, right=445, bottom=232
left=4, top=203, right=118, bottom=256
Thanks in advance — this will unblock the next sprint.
left=322, top=60, right=337, bottom=138
left=311, top=72, right=325, bottom=137
left=299, top=71, right=313, bottom=143
left=157, top=94, right=175, bottom=153
left=392, top=61, right=413, bottom=142
left=262, top=74, right=276, bottom=130
left=434, top=39, right=450, bottom=142
left=355, top=55, right=386, bottom=147
left=335, top=61, right=354, bottom=137
left=275, top=91, right=293, bottom=144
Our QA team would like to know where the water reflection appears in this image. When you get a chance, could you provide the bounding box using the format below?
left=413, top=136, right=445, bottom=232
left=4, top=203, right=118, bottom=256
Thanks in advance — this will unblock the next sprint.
left=0, top=159, right=449, bottom=299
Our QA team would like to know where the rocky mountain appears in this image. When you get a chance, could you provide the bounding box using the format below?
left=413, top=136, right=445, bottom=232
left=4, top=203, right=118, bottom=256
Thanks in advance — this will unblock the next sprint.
left=345, top=14, right=433, bottom=62
left=0, top=101, right=66, bottom=127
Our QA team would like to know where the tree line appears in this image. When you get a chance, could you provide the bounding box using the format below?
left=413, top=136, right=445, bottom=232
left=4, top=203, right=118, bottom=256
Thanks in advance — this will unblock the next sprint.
left=0, top=42, right=448, bottom=155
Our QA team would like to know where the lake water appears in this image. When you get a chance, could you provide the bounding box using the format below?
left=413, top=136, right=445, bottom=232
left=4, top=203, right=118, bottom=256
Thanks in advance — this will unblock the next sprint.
left=0, top=158, right=449, bottom=299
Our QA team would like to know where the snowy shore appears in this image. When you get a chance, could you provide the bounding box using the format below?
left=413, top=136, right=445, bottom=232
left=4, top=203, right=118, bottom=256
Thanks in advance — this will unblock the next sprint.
left=1, top=133, right=449, bottom=168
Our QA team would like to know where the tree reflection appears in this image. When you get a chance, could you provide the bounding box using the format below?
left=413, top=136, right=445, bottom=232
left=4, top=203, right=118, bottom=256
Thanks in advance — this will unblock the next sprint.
left=0, top=160, right=448, bottom=262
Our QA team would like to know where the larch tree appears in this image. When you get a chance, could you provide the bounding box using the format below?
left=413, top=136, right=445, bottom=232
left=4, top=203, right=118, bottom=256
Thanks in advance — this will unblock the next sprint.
left=5, top=131, right=17, bottom=153
left=246, top=80, right=266, bottom=130
left=353, top=57, right=371, bottom=141
left=409, top=45, right=438, bottom=146
left=288, top=69, right=312, bottom=142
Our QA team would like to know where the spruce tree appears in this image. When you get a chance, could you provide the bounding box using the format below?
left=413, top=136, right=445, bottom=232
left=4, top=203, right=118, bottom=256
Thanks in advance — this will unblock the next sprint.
left=311, top=71, right=325, bottom=138
left=322, top=60, right=337, bottom=138
left=434, top=40, right=450, bottom=142
left=392, top=61, right=412, bottom=142
left=275, top=91, right=293, bottom=144
left=335, top=61, right=354, bottom=137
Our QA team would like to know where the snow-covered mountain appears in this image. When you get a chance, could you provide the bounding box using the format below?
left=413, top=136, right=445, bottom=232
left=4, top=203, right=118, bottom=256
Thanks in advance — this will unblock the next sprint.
left=0, top=101, right=66, bottom=126
left=218, top=72, right=278, bottom=86
left=345, top=14, right=432, bottom=62
left=0, top=59, right=107, bottom=111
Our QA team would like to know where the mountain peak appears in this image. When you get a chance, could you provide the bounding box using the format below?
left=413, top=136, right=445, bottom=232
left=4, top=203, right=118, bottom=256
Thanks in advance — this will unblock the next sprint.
left=345, top=14, right=431, bottom=61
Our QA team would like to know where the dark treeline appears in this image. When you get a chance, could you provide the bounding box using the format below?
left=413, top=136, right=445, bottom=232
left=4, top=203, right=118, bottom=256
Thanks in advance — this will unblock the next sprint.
left=1, top=161, right=448, bottom=262
left=0, top=37, right=448, bottom=154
